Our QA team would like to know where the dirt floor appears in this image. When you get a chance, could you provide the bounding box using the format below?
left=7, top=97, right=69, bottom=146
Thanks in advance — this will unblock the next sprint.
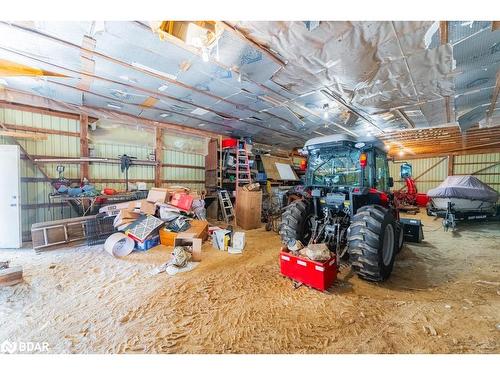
left=0, top=212, right=499, bottom=354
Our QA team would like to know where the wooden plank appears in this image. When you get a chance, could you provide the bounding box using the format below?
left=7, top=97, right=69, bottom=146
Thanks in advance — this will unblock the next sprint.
left=162, top=179, right=205, bottom=184
left=0, top=100, right=81, bottom=120
left=80, top=114, right=89, bottom=182
left=0, top=130, right=47, bottom=140
left=91, top=178, right=155, bottom=184
left=1, top=123, right=80, bottom=137
left=381, top=124, right=500, bottom=157
left=392, top=147, right=500, bottom=160
left=492, top=21, right=500, bottom=31
left=447, top=154, right=454, bottom=176
left=155, top=127, right=163, bottom=187
left=0, top=266, right=23, bottom=286
left=161, top=163, right=205, bottom=170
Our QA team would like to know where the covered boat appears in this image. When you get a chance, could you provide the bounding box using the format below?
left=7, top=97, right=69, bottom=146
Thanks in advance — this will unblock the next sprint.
left=427, top=175, right=499, bottom=212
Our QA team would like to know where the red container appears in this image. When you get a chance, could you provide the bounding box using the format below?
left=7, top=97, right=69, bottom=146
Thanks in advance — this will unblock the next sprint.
left=222, top=138, right=238, bottom=149
left=279, top=251, right=337, bottom=292
left=415, top=193, right=430, bottom=207
left=170, top=193, right=194, bottom=211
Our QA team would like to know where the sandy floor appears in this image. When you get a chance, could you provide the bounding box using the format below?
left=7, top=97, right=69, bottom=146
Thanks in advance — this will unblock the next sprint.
left=0, top=212, right=499, bottom=354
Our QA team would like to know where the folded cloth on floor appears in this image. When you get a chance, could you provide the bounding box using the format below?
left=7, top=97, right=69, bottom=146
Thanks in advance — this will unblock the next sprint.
left=153, top=246, right=194, bottom=275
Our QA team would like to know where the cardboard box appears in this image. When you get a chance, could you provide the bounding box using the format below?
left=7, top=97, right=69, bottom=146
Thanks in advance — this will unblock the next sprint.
left=235, top=188, right=262, bottom=230
left=135, top=234, right=160, bottom=251
left=187, top=219, right=209, bottom=241
left=159, top=219, right=209, bottom=246
left=147, top=188, right=170, bottom=203
left=113, top=209, right=140, bottom=228
left=170, top=192, right=194, bottom=211
left=232, top=232, right=246, bottom=250
left=212, top=229, right=231, bottom=251
left=159, top=228, right=178, bottom=246
left=128, top=199, right=156, bottom=215
left=140, top=201, right=156, bottom=215
left=174, top=233, right=202, bottom=261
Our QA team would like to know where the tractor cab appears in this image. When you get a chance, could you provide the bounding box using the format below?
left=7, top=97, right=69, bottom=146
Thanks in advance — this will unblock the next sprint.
left=303, top=134, right=393, bottom=193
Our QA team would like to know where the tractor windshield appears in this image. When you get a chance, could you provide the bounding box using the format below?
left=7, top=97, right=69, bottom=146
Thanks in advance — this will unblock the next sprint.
left=308, top=147, right=362, bottom=187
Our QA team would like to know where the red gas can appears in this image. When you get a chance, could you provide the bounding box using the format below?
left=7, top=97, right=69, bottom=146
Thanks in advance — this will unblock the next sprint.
left=279, top=251, right=337, bottom=292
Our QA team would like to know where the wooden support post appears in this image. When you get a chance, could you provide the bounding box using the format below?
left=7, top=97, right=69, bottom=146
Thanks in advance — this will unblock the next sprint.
left=439, top=21, right=448, bottom=45
left=79, top=114, right=89, bottom=182
left=155, top=127, right=163, bottom=187
left=218, top=135, right=223, bottom=188
left=447, top=154, right=454, bottom=176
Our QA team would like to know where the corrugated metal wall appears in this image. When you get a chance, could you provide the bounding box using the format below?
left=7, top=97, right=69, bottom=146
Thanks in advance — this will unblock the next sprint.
left=162, top=148, right=205, bottom=192
left=0, top=107, right=207, bottom=241
left=0, top=108, right=81, bottom=239
left=390, top=153, right=500, bottom=193
left=454, top=153, right=500, bottom=191
left=90, top=143, right=155, bottom=192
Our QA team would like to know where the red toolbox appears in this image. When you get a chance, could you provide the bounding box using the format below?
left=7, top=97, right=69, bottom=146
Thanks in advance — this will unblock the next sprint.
left=221, top=138, right=238, bottom=149
left=279, top=251, right=337, bottom=292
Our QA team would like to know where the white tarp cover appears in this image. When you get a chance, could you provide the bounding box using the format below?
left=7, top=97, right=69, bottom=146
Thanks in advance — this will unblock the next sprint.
left=427, top=175, right=499, bottom=203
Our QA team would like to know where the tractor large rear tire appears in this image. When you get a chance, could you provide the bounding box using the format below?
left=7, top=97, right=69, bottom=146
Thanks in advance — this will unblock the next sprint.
left=347, top=205, right=398, bottom=282
left=279, top=199, right=312, bottom=246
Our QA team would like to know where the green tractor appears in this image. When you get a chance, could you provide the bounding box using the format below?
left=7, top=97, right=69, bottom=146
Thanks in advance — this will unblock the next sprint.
left=280, top=134, right=417, bottom=282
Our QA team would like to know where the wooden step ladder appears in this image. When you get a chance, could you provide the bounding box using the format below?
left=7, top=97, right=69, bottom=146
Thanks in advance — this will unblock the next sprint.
left=235, top=141, right=252, bottom=188
left=218, top=189, right=234, bottom=223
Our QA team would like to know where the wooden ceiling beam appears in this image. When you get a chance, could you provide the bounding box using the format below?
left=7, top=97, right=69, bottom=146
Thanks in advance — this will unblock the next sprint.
left=0, top=100, right=97, bottom=122
left=486, top=70, right=500, bottom=120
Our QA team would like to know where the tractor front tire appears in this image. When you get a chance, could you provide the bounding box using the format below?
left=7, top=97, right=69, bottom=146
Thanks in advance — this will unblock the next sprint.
left=279, top=199, right=311, bottom=246
left=347, top=205, right=398, bottom=282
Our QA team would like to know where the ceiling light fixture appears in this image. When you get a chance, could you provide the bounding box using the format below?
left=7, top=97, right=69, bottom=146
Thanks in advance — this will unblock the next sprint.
left=131, top=62, right=177, bottom=80
left=323, top=103, right=329, bottom=119
left=0, top=78, right=8, bottom=86
left=159, top=113, right=171, bottom=118
left=398, top=149, right=404, bottom=157
left=106, top=103, right=122, bottom=110
left=158, top=84, right=169, bottom=92
left=237, top=72, right=242, bottom=83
